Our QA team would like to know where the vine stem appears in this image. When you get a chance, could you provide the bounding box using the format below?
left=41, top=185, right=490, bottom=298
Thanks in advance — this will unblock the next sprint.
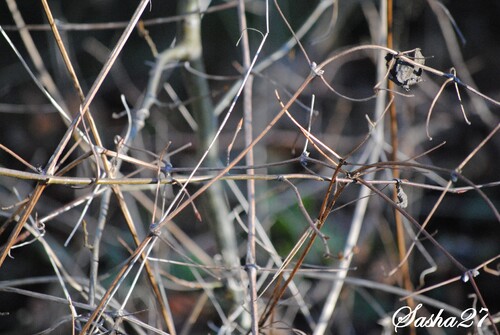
left=386, top=3, right=417, bottom=335
left=0, top=0, right=152, bottom=270
left=237, top=0, right=258, bottom=332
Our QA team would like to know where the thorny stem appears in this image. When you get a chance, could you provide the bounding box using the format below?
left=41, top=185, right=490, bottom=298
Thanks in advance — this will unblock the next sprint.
left=386, top=3, right=416, bottom=334
left=80, top=236, right=157, bottom=334
left=314, top=19, right=392, bottom=334
left=152, top=69, right=315, bottom=231
left=259, top=162, right=346, bottom=328
left=1, top=8, right=498, bottom=331
left=40, top=0, right=116, bottom=313
left=4, top=1, right=174, bottom=333
left=316, top=44, right=500, bottom=107
left=358, top=180, right=498, bottom=335
left=357, top=179, right=467, bottom=271
left=40, top=2, right=175, bottom=332
left=0, top=0, right=151, bottom=270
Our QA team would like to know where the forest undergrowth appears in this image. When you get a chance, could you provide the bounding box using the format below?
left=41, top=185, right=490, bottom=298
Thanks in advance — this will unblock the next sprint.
left=0, top=0, right=499, bottom=334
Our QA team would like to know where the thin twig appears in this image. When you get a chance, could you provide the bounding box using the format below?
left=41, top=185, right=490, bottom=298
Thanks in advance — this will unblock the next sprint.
left=237, top=0, right=259, bottom=332
left=1, top=1, right=240, bottom=32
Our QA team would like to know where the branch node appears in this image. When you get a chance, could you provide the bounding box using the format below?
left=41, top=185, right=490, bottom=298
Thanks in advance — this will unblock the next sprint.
left=149, top=223, right=162, bottom=236
left=310, top=62, right=324, bottom=77
left=461, top=269, right=480, bottom=283
left=244, top=263, right=259, bottom=271
left=300, top=151, right=310, bottom=166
